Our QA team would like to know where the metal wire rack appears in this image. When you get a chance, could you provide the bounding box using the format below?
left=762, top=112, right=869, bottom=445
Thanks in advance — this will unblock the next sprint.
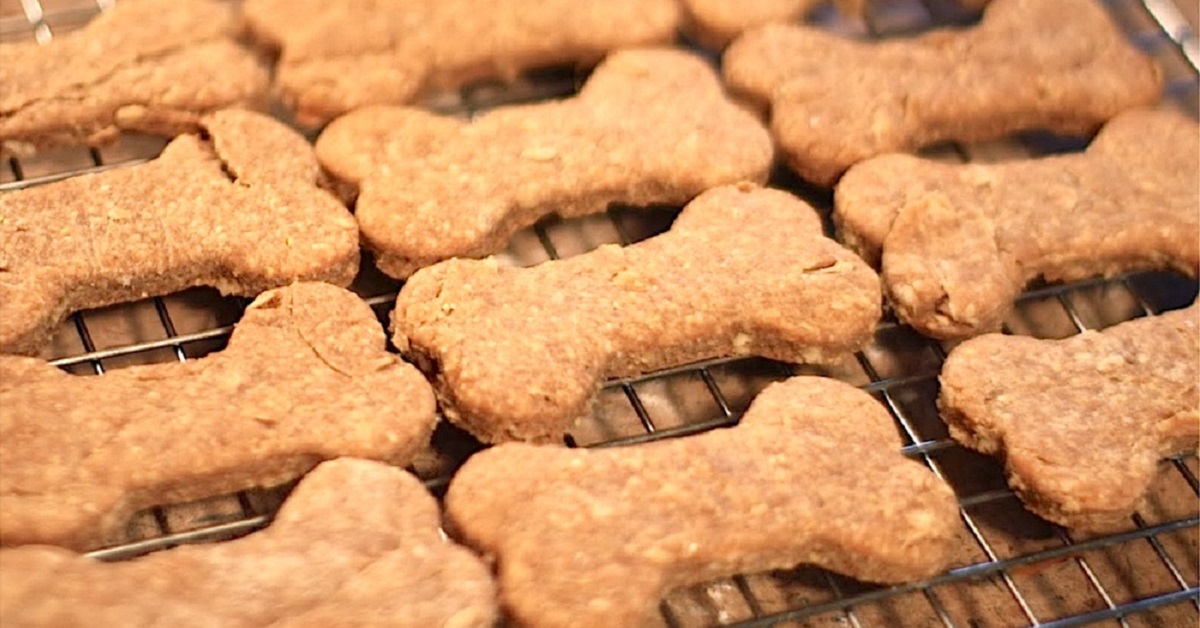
left=1, top=0, right=1198, bottom=626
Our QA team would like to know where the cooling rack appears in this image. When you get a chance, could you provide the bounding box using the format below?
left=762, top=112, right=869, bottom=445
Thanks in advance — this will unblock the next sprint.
left=1, top=0, right=1197, bottom=626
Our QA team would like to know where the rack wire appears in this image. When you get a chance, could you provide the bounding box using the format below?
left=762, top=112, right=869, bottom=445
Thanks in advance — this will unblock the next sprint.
left=1, top=0, right=1197, bottom=626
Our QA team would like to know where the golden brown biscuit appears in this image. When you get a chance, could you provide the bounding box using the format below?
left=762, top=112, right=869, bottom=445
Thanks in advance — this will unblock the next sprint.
left=243, top=0, right=681, bottom=126
left=446, top=376, right=961, bottom=627
left=0, top=109, right=360, bottom=356
left=317, top=48, right=774, bottom=279
left=834, top=108, right=1199, bottom=339
left=723, top=0, right=1161, bottom=186
left=393, top=185, right=881, bottom=443
left=0, top=0, right=268, bottom=154
left=0, top=283, right=437, bottom=551
left=0, top=458, right=498, bottom=627
left=939, top=305, right=1199, bottom=531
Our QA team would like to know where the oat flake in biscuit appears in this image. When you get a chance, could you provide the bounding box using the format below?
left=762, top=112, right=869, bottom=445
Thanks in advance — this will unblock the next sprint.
left=243, top=0, right=680, bottom=126
left=723, top=0, right=1162, bottom=186
left=0, top=458, right=498, bottom=627
left=0, top=0, right=268, bottom=155
left=0, top=282, right=438, bottom=551
left=446, top=376, right=961, bottom=627
left=0, top=109, right=360, bottom=356
left=317, top=47, right=774, bottom=279
left=939, top=304, right=1199, bottom=531
left=834, top=108, right=1199, bottom=339
left=393, top=184, right=881, bottom=444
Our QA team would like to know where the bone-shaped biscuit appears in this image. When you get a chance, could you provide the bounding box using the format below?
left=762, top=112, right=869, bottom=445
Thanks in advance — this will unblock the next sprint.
left=393, top=185, right=881, bottom=443
left=834, top=108, right=1199, bottom=339
left=0, top=282, right=437, bottom=551
left=939, top=305, right=1199, bottom=531
left=316, top=48, right=774, bottom=279
left=722, top=0, right=1162, bottom=186
left=446, top=376, right=961, bottom=626
left=0, top=0, right=268, bottom=154
left=0, top=458, right=498, bottom=627
left=243, top=0, right=681, bottom=126
left=0, top=109, right=360, bottom=356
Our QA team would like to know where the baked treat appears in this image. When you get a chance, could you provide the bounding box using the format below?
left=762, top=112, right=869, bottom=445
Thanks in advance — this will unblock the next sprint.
left=0, top=282, right=437, bottom=550
left=0, top=458, right=498, bottom=627
left=446, top=376, right=961, bottom=626
left=0, top=109, right=360, bottom=356
left=393, top=184, right=881, bottom=443
left=723, top=0, right=1162, bottom=186
left=939, top=304, right=1199, bottom=531
left=0, top=0, right=268, bottom=155
left=834, top=108, right=1199, bottom=339
left=317, top=48, right=774, bottom=279
left=242, top=0, right=681, bottom=126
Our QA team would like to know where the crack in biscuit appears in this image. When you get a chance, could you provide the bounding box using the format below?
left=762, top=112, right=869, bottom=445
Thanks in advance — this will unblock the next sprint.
left=723, top=0, right=1161, bottom=186
left=0, top=109, right=360, bottom=356
left=317, top=48, right=774, bottom=279
left=392, top=185, right=881, bottom=443
left=243, top=0, right=681, bottom=126
left=0, top=283, right=437, bottom=551
left=0, top=0, right=268, bottom=154
left=0, top=459, right=497, bottom=626
left=445, top=376, right=961, bottom=626
left=834, top=108, right=1198, bottom=339
left=938, top=305, right=1199, bottom=531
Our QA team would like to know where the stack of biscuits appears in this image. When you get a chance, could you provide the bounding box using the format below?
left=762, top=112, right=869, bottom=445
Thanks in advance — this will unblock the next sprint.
left=0, top=0, right=1196, bottom=625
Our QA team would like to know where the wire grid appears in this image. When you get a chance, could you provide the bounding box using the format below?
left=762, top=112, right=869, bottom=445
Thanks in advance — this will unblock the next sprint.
left=1, top=0, right=1198, bottom=626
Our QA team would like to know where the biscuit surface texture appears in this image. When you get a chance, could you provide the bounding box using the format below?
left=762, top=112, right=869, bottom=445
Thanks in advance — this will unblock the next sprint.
left=393, top=185, right=881, bottom=443
left=835, top=108, right=1199, bottom=339
left=0, top=109, right=360, bottom=356
left=243, top=0, right=680, bottom=126
left=0, top=282, right=437, bottom=551
left=0, top=458, right=498, bottom=627
left=723, top=0, right=1161, bottom=185
left=446, top=376, right=961, bottom=627
left=0, top=0, right=268, bottom=154
left=939, top=305, right=1199, bottom=531
left=317, top=48, right=774, bottom=278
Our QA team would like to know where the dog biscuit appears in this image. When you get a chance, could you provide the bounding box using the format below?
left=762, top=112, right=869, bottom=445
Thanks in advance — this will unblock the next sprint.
left=939, top=305, right=1199, bottom=530
left=393, top=185, right=881, bottom=443
left=0, top=282, right=437, bottom=550
left=0, top=458, right=497, bottom=627
left=243, top=0, right=680, bottom=126
left=0, top=0, right=268, bottom=154
left=0, top=109, right=360, bottom=356
left=835, top=108, right=1199, bottom=339
left=317, top=48, right=774, bottom=279
left=446, top=376, right=961, bottom=626
left=723, top=0, right=1161, bottom=186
